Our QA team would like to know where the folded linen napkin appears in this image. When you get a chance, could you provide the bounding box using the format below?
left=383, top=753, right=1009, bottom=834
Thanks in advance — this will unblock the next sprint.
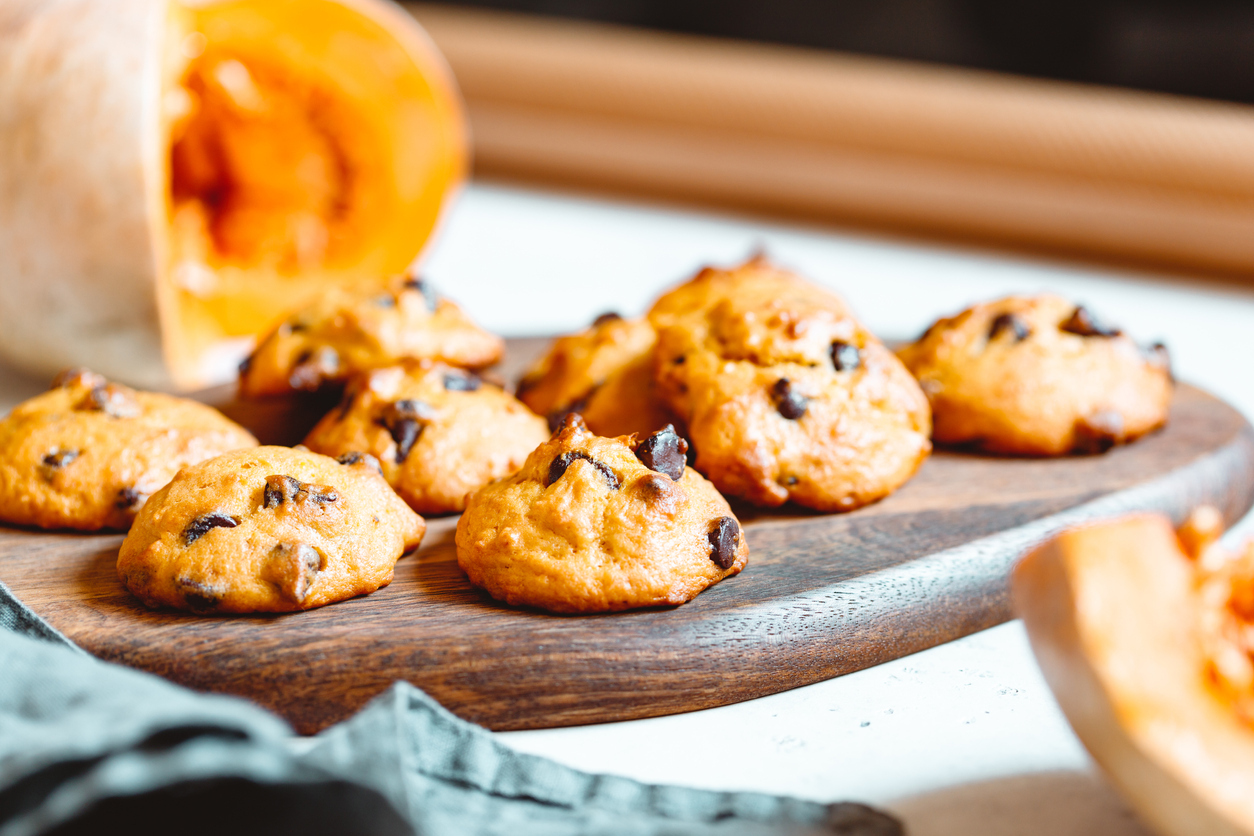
left=0, top=581, right=901, bottom=836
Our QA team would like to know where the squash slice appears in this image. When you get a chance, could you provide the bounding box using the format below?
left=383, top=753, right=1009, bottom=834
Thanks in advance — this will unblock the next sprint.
left=1014, top=512, right=1254, bottom=836
left=0, top=0, right=466, bottom=389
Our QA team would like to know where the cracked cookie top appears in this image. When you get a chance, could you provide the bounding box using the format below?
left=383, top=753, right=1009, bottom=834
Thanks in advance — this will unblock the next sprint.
left=303, top=361, right=549, bottom=514
left=897, top=294, right=1172, bottom=455
left=0, top=369, right=258, bottom=530
left=647, top=257, right=931, bottom=512
left=239, top=273, right=503, bottom=397
left=118, top=445, right=425, bottom=613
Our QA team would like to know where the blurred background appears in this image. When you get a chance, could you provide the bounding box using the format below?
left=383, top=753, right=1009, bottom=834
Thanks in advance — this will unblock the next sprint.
left=435, top=0, right=1254, bottom=105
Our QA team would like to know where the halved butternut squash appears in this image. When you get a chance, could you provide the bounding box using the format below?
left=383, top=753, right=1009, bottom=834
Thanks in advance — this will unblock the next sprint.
left=1014, top=511, right=1254, bottom=836
left=0, top=0, right=465, bottom=389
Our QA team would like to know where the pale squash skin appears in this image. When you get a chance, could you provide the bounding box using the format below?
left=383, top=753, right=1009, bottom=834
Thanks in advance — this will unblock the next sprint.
left=1014, top=515, right=1254, bottom=836
left=0, top=0, right=466, bottom=390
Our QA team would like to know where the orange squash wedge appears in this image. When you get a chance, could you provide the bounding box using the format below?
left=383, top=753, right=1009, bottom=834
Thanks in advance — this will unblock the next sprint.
left=0, top=0, right=466, bottom=389
left=1014, top=511, right=1254, bottom=836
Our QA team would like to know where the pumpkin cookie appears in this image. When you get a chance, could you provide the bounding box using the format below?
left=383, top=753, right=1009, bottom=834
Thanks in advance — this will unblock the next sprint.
left=303, top=362, right=549, bottom=514
left=516, top=313, right=676, bottom=437
left=118, top=446, right=425, bottom=613
left=896, top=294, right=1172, bottom=455
left=648, top=257, right=932, bottom=512
left=455, top=416, right=747, bottom=613
left=238, top=274, right=504, bottom=397
left=0, top=369, right=258, bottom=531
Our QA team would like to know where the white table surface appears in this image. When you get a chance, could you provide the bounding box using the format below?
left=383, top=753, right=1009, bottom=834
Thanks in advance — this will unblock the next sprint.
left=5, top=182, right=1254, bottom=835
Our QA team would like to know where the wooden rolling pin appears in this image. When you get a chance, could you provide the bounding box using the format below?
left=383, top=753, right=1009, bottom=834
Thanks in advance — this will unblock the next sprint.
left=406, top=2, right=1254, bottom=279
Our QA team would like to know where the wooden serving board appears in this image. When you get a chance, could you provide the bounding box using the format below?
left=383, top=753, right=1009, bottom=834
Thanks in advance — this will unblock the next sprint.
left=2, top=339, right=1253, bottom=733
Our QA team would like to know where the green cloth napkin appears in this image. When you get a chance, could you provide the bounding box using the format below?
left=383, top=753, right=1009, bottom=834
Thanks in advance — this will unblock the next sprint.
left=0, top=580, right=902, bottom=836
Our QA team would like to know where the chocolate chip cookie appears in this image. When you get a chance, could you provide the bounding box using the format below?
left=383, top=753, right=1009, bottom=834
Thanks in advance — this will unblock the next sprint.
left=648, top=257, right=932, bottom=512
left=0, top=369, right=258, bottom=530
left=515, top=314, right=677, bottom=438
left=896, top=294, right=1172, bottom=455
left=238, top=273, right=504, bottom=397
left=118, top=446, right=425, bottom=613
left=455, top=415, right=747, bottom=613
left=303, top=361, right=549, bottom=514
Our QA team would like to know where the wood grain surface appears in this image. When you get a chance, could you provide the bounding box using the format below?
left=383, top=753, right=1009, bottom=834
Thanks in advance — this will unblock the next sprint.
left=2, top=340, right=1252, bottom=733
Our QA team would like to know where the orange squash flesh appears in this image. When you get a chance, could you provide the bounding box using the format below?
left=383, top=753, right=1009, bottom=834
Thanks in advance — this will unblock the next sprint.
left=160, top=0, right=466, bottom=384
left=1014, top=513, right=1254, bottom=836
left=0, top=0, right=465, bottom=390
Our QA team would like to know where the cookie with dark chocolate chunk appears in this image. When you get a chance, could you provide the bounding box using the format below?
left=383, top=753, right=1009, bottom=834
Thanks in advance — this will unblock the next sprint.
left=118, top=446, right=425, bottom=613
left=0, top=369, right=257, bottom=530
left=455, top=414, right=747, bottom=613
left=239, top=272, right=503, bottom=398
left=515, top=314, right=677, bottom=439
left=649, top=256, right=932, bottom=512
left=897, top=294, right=1171, bottom=455
left=303, top=361, right=548, bottom=514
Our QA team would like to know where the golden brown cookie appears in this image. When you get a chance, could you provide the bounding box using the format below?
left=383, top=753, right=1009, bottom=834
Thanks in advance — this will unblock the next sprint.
left=118, top=446, right=425, bottom=613
left=515, top=313, right=676, bottom=438
left=238, top=273, right=504, bottom=397
left=648, top=257, right=932, bottom=512
left=455, top=416, right=747, bottom=613
left=0, top=369, right=258, bottom=531
left=896, top=294, right=1172, bottom=455
left=303, top=362, right=549, bottom=514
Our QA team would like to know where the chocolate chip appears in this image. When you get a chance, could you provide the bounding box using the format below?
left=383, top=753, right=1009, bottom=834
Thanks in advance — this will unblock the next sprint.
left=116, top=486, right=144, bottom=511
left=41, top=448, right=79, bottom=469
left=82, top=383, right=139, bottom=418
left=1060, top=305, right=1122, bottom=338
left=183, top=512, right=239, bottom=546
left=592, top=311, right=622, bottom=326
left=51, top=368, right=104, bottom=390
left=237, top=353, right=253, bottom=376
left=337, top=451, right=383, bottom=474
left=288, top=346, right=340, bottom=391
left=547, top=400, right=588, bottom=432
left=263, top=542, right=323, bottom=604
left=175, top=577, right=223, bottom=612
left=772, top=378, right=808, bottom=420
left=988, top=313, right=1031, bottom=342
left=266, top=474, right=337, bottom=507
left=708, top=517, right=741, bottom=570
left=673, top=354, right=686, bottom=365
left=402, top=274, right=439, bottom=312
left=548, top=451, right=621, bottom=489
left=295, top=483, right=338, bottom=505
left=634, top=424, right=689, bottom=481
left=1074, top=410, right=1126, bottom=454
left=264, top=475, right=302, bottom=508
left=443, top=372, right=482, bottom=392
left=831, top=341, right=861, bottom=372
left=380, top=399, right=433, bottom=462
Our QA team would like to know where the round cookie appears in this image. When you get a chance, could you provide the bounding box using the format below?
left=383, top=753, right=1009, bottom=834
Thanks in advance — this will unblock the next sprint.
left=648, top=257, right=932, bottom=512
left=239, top=273, right=504, bottom=397
left=516, top=313, right=676, bottom=437
left=896, top=294, right=1172, bottom=455
left=455, top=416, right=748, bottom=613
left=0, top=369, right=258, bottom=531
left=118, top=446, right=425, bottom=613
left=303, top=362, right=550, bottom=514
